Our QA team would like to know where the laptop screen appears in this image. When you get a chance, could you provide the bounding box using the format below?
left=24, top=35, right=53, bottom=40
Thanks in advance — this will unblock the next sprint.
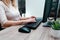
left=25, top=0, right=45, bottom=18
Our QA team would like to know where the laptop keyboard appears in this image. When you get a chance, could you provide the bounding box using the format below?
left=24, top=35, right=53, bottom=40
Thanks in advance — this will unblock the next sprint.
left=23, top=17, right=42, bottom=29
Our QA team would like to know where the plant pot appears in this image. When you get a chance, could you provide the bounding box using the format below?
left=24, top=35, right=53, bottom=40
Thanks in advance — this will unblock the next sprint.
left=50, top=28, right=60, bottom=38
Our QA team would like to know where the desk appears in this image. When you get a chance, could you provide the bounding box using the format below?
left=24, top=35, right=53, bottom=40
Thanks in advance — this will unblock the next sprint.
left=0, top=23, right=60, bottom=40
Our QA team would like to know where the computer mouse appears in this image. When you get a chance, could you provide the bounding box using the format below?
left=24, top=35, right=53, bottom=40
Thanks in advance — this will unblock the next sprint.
left=18, top=26, right=31, bottom=33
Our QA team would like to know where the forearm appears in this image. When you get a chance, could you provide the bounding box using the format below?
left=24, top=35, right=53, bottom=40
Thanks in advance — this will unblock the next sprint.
left=2, top=21, right=22, bottom=28
left=20, top=16, right=36, bottom=20
left=2, top=20, right=28, bottom=28
left=20, top=17, right=30, bottom=20
left=2, top=18, right=36, bottom=28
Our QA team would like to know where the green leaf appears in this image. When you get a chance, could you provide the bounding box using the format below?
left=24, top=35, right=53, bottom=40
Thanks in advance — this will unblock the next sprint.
left=52, top=21, right=60, bottom=30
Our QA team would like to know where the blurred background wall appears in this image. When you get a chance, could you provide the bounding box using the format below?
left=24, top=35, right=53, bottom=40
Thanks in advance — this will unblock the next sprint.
left=17, top=0, right=60, bottom=17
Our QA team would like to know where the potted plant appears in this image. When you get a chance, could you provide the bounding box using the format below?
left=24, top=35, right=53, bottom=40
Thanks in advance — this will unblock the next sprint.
left=50, top=20, right=60, bottom=38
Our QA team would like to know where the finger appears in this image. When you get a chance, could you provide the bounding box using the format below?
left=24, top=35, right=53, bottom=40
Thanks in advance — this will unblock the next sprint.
left=31, top=16, right=36, bottom=18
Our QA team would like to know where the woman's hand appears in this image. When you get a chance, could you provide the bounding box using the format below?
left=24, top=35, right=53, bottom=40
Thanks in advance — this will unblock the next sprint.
left=20, top=16, right=36, bottom=20
left=26, top=18, right=36, bottom=23
left=30, top=16, right=36, bottom=18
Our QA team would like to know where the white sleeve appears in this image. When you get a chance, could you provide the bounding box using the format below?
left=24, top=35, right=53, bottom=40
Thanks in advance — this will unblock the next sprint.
left=0, top=5, right=8, bottom=26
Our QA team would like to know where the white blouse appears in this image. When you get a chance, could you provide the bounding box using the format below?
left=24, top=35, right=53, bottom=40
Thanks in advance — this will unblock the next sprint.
left=0, top=1, right=21, bottom=26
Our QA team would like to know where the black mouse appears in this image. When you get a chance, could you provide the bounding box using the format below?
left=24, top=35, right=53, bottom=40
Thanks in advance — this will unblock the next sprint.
left=18, top=26, right=31, bottom=33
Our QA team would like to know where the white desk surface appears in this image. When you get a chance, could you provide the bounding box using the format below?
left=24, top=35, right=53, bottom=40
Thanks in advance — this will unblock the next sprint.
left=0, top=23, right=60, bottom=40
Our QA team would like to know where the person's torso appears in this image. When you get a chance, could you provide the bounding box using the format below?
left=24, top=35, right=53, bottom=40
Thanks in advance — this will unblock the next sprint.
left=0, top=1, right=21, bottom=21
